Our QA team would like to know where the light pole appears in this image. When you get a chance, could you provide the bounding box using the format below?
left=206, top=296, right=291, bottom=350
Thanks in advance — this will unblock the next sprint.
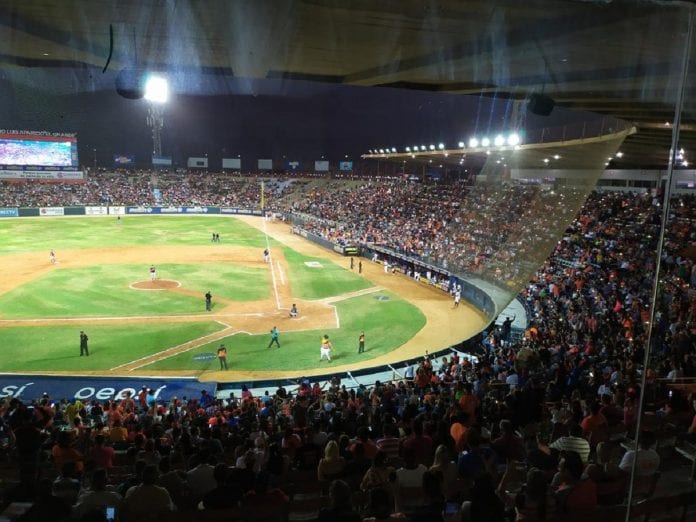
left=144, top=75, right=169, bottom=158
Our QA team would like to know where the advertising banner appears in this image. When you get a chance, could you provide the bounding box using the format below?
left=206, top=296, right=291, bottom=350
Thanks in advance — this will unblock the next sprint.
left=257, top=159, right=273, bottom=170
left=314, top=160, right=329, bottom=172
left=39, top=207, right=65, bottom=216
left=339, top=161, right=353, bottom=171
left=182, top=206, right=217, bottom=214
left=108, top=206, right=126, bottom=215
left=286, top=160, right=302, bottom=171
left=0, top=207, right=19, bottom=217
left=0, top=170, right=83, bottom=181
left=187, top=157, right=208, bottom=168
left=152, top=156, right=172, bottom=166
left=0, top=374, right=215, bottom=402
left=160, top=206, right=183, bottom=214
left=126, top=206, right=156, bottom=214
left=222, top=158, right=241, bottom=169
left=113, top=155, right=135, bottom=167
left=85, top=206, right=109, bottom=215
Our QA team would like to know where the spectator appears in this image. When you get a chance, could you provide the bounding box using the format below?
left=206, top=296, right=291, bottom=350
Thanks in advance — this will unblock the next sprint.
left=619, top=431, right=660, bottom=477
left=121, top=464, right=175, bottom=522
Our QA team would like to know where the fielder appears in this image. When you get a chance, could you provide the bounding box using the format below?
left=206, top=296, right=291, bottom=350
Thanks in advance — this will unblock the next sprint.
left=320, top=334, right=333, bottom=362
left=49, top=249, right=57, bottom=265
left=150, top=265, right=157, bottom=281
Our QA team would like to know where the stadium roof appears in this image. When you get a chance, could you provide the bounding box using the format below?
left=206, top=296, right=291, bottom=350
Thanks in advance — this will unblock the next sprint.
left=2, top=0, right=695, bottom=169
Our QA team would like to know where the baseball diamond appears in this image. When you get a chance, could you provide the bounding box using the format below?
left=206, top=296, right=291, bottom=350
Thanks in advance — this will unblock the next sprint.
left=0, top=214, right=488, bottom=381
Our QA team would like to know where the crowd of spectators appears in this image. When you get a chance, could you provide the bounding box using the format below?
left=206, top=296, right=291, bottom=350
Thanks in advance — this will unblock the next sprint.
left=0, top=180, right=694, bottom=521
left=0, top=171, right=294, bottom=209
left=287, top=179, right=586, bottom=288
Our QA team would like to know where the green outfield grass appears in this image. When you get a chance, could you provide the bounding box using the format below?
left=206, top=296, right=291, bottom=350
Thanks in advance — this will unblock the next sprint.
left=0, top=216, right=428, bottom=374
left=0, top=216, right=268, bottom=254
left=0, top=322, right=225, bottom=371
left=0, top=263, right=269, bottom=318
left=282, top=247, right=372, bottom=299
left=145, top=292, right=425, bottom=371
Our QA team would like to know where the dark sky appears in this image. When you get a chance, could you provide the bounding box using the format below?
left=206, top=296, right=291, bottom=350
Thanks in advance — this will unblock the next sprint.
left=0, top=70, right=597, bottom=170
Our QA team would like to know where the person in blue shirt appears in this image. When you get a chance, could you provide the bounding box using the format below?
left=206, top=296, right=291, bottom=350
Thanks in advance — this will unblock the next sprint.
left=268, top=326, right=280, bottom=348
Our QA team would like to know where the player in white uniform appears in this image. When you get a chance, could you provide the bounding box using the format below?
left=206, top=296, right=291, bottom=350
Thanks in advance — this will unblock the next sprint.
left=320, top=335, right=333, bottom=362
left=150, top=265, right=157, bottom=281
left=49, top=250, right=56, bottom=265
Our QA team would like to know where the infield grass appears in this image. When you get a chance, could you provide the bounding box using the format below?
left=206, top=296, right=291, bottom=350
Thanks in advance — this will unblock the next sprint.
left=0, top=263, right=268, bottom=318
left=283, top=248, right=372, bottom=299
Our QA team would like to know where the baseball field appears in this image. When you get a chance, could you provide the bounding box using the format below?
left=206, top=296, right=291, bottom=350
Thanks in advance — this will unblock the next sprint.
left=0, top=215, right=489, bottom=381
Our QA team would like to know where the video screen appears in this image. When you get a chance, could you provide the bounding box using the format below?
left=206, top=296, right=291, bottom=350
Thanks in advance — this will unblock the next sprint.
left=0, top=134, right=77, bottom=167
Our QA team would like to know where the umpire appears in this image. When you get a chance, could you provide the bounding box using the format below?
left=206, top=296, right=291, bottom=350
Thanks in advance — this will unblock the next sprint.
left=79, top=331, right=89, bottom=356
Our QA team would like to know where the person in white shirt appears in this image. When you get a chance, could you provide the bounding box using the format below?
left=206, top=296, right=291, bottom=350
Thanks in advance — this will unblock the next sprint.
left=185, top=456, right=217, bottom=501
left=74, top=468, right=122, bottom=520
left=619, top=431, right=660, bottom=476
left=395, top=447, right=427, bottom=510
left=121, top=465, right=175, bottom=522
left=549, top=424, right=591, bottom=464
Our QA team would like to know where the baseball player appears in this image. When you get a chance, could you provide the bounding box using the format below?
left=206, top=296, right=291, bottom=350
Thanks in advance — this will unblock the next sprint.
left=49, top=250, right=57, bottom=265
left=263, top=248, right=270, bottom=263
left=320, top=334, right=333, bottom=362
left=150, top=265, right=157, bottom=281
left=268, top=326, right=280, bottom=348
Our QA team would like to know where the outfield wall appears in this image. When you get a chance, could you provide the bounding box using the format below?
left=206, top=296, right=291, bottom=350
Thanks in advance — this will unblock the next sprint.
left=0, top=205, right=264, bottom=217
left=0, top=374, right=215, bottom=402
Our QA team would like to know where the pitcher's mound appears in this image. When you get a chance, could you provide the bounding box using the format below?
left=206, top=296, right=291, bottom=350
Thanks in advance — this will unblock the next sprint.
left=130, top=279, right=181, bottom=291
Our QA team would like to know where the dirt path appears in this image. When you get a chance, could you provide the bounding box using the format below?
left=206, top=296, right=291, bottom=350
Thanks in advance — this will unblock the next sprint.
left=0, top=217, right=490, bottom=380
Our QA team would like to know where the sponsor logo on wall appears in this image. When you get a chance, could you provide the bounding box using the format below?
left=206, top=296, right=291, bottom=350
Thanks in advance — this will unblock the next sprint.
left=0, top=207, right=19, bottom=217
left=0, top=375, right=215, bottom=401
left=39, top=207, right=65, bottom=216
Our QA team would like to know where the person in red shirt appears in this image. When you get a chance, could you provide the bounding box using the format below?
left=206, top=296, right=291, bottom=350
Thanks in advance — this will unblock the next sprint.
left=581, top=402, right=609, bottom=446
left=87, top=434, right=115, bottom=469
left=401, top=416, right=433, bottom=467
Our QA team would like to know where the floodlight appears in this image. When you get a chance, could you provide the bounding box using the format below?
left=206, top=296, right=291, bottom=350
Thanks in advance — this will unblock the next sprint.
left=494, top=135, right=505, bottom=147
left=379, top=149, right=385, bottom=154
left=420, top=145, right=426, bottom=151
left=391, top=147, right=397, bottom=152
left=458, top=141, right=465, bottom=148
left=481, top=137, right=490, bottom=147
left=429, top=144, right=435, bottom=150
left=543, top=158, right=549, bottom=163
left=616, top=152, right=623, bottom=158
left=144, top=75, right=169, bottom=103
left=468, top=138, right=479, bottom=148
left=405, top=147, right=411, bottom=152
left=507, top=133, right=520, bottom=146
left=438, top=143, right=445, bottom=150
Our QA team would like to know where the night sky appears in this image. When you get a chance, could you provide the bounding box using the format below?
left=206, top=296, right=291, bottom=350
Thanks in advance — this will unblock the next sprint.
left=0, top=68, right=598, bottom=170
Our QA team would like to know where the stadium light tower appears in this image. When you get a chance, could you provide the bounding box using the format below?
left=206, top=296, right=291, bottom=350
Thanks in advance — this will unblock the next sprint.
left=144, top=75, right=169, bottom=157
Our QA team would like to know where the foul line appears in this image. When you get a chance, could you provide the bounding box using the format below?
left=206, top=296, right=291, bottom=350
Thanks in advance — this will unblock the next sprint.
left=276, top=261, right=285, bottom=286
left=109, top=327, right=234, bottom=371
left=320, top=286, right=384, bottom=304
left=262, top=217, right=282, bottom=310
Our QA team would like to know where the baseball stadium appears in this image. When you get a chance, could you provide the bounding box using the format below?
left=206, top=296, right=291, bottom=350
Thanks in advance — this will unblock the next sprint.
left=0, top=1, right=696, bottom=521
